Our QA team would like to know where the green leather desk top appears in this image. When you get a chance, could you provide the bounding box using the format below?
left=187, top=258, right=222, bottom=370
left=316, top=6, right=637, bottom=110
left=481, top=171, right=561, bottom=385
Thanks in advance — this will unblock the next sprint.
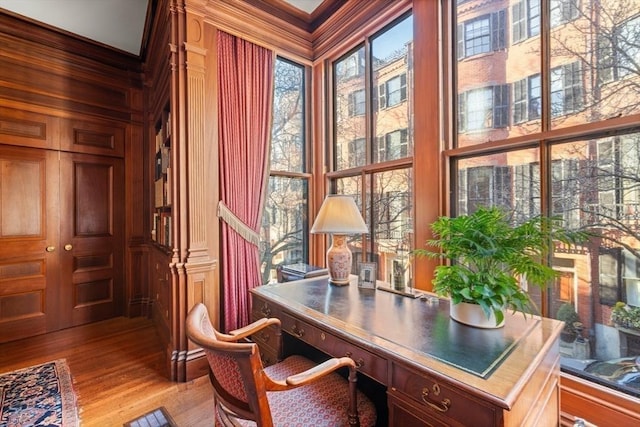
left=253, top=276, right=540, bottom=378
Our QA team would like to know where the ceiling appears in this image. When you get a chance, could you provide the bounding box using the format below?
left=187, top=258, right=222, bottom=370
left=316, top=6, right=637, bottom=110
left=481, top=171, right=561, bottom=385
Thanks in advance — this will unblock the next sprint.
left=0, top=0, right=326, bottom=57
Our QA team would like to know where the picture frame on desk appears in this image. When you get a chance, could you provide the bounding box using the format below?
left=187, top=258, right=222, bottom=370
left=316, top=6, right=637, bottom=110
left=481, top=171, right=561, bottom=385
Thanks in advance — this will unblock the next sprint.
left=358, top=262, right=377, bottom=289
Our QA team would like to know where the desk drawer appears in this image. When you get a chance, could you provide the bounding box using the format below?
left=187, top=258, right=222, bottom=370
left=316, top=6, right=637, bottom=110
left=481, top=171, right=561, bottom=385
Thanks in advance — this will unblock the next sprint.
left=391, top=363, right=496, bottom=426
left=251, top=296, right=282, bottom=367
left=252, top=297, right=280, bottom=320
left=281, top=312, right=388, bottom=384
left=251, top=325, right=279, bottom=350
left=251, top=325, right=280, bottom=367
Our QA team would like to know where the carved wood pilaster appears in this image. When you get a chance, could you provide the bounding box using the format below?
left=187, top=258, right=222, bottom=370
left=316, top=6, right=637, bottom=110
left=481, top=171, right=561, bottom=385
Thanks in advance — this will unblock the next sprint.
left=184, top=39, right=208, bottom=260
left=165, top=5, right=219, bottom=381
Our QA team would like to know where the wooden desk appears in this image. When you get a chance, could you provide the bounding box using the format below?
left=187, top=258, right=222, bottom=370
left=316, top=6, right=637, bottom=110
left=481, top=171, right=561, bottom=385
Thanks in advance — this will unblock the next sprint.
left=250, top=276, right=563, bottom=427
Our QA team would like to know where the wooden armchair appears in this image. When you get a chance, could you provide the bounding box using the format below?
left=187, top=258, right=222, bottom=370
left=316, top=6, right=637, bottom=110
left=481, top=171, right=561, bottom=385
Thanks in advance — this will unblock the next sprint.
left=186, top=303, right=377, bottom=427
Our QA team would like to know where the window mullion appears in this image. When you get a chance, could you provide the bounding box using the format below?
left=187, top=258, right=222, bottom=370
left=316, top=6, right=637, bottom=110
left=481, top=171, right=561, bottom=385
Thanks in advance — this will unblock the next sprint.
left=365, top=38, right=373, bottom=166
left=540, top=0, right=551, bottom=132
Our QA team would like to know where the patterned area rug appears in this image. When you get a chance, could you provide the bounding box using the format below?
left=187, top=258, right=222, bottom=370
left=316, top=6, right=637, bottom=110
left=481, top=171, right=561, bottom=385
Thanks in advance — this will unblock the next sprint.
left=0, top=359, right=78, bottom=427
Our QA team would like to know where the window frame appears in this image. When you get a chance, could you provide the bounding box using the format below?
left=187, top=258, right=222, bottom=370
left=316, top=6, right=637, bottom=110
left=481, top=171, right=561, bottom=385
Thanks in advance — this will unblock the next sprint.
left=324, top=10, right=415, bottom=283
left=449, top=0, right=640, bottom=407
left=260, top=56, right=312, bottom=284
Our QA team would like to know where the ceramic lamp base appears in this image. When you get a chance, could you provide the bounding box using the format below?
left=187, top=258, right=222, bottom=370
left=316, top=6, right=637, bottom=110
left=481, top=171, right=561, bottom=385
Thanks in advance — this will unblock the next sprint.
left=326, top=234, right=352, bottom=285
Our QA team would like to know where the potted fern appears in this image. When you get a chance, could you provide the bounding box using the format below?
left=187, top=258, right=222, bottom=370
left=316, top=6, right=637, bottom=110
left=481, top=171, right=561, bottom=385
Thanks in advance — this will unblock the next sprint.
left=414, top=206, right=587, bottom=328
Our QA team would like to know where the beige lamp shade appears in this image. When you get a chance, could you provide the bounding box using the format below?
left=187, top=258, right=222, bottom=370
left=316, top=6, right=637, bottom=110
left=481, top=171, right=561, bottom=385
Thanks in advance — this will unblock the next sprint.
left=311, top=195, right=367, bottom=285
left=310, top=195, right=368, bottom=234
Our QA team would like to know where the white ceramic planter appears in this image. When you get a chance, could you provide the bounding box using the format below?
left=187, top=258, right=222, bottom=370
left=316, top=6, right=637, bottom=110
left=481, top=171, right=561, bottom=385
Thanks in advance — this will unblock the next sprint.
left=450, top=301, right=505, bottom=329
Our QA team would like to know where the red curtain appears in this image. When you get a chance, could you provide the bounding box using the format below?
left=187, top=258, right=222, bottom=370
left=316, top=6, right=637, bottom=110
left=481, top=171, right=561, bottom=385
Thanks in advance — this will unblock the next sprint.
left=217, top=31, right=274, bottom=331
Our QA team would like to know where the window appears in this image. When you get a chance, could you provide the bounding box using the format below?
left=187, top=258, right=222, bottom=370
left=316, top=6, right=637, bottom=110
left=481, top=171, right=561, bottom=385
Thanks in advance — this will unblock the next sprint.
left=599, top=248, right=621, bottom=305
left=377, top=129, right=408, bottom=162
left=457, top=11, right=506, bottom=59
left=336, top=51, right=364, bottom=78
left=512, top=0, right=540, bottom=43
left=621, top=135, right=640, bottom=212
left=513, top=161, right=540, bottom=221
left=550, top=61, right=582, bottom=117
left=625, top=249, right=640, bottom=307
left=597, top=139, right=617, bottom=216
left=551, top=158, right=580, bottom=228
left=458, top=85, right=509, bottom=131
left=379, top=74, right=407, bottom=109
left=595, top=136, right=640, bottom=221
left=457, top=159, right=526, bottom=215
left=334, top=46, right=366, bottom=171
left=599, top=16, right=640, bottom=83
left=349, top=138, right=366, bottom=167
left=348, top=89, right=366, bottom=116
left=260, top=58, right=309, bottom=284
left=617, top=16, right=640, bottom=78
left=513, top=74, right=540, bottom=123
left=330, top=13, right=413, bottom=285
left=466, top=166, right=493, bottom=210
left=453, top=1, right=640, bottom=399
left=550, top=0, right=579, bottom=28
left=551, top=2, right=640, bottom=126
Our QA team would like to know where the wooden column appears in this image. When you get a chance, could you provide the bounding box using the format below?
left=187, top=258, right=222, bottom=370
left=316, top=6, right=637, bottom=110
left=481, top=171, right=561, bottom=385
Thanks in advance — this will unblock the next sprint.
left=168, top=0, right=219, bottom=381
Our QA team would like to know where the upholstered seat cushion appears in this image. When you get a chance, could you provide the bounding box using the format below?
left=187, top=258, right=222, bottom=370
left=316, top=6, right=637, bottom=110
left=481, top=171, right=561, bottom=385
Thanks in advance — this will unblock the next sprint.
left=228, top=355, right=377, bottom=427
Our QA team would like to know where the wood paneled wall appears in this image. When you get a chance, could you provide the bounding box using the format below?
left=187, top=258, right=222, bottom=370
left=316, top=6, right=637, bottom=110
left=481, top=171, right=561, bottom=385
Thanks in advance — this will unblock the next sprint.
left=0, top=10, right=146, bottom=324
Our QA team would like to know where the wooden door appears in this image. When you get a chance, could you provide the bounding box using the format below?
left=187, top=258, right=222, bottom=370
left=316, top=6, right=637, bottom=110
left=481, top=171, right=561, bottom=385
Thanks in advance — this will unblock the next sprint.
left=0, top=146, right=60, bottom=342
left=0, top=146, right=124, bottom=342
left=58, top=152, right=124, bottom=329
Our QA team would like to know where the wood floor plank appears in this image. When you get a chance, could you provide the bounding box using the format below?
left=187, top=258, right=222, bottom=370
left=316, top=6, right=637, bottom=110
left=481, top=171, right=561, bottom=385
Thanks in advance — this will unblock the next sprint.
left=0, top=316, right=215, bottom=426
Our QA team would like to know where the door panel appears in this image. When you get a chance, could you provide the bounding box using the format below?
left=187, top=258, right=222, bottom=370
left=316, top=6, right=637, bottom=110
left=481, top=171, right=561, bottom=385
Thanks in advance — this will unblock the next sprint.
left=0, top=146, right=124, bottom=342
left=59, top=153, right=124, bottom=328
left=0, top=146, right=60, bottom=342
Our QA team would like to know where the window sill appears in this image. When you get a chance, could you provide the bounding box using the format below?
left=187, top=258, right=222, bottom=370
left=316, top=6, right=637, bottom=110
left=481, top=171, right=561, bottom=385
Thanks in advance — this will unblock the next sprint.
left=560, top=372, right=640, bottom=425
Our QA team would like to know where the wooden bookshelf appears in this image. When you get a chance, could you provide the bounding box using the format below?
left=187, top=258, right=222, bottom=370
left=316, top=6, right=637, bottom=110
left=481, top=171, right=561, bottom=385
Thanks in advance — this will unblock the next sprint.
left=151, top=106, right=172, bottom=248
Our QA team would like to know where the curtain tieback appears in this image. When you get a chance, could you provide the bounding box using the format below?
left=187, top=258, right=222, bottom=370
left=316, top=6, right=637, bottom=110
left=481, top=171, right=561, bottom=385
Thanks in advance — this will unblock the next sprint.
left=217, top=201, right=260, bottom=247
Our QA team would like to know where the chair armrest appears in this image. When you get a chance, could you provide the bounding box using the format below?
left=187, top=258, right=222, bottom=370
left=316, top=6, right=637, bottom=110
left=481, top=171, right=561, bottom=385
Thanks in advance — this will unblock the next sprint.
left=225, top=317, right=281, bottom=341
left=264, top=357, right=356, bottom=391
left=286, top=357, right=356, bottom=386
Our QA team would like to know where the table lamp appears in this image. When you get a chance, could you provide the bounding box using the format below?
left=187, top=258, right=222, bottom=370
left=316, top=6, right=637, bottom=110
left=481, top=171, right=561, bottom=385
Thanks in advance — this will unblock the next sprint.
left=310, top=195, right=368, bottom=285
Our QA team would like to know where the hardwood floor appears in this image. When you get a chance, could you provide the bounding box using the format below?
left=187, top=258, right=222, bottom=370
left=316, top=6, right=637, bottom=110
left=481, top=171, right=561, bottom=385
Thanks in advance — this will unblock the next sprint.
left=0, top=316, right=215, bottom=426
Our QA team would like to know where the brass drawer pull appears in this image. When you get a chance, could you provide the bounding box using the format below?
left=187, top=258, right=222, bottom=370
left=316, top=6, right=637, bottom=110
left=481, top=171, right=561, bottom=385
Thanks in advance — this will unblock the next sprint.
left=260, top=303, right=271, bottom=317
left=291, top=324, right=304, bottom=338
left=345, top=351, right=364, bottom=368
left=421, top=386, right=451, bottom=413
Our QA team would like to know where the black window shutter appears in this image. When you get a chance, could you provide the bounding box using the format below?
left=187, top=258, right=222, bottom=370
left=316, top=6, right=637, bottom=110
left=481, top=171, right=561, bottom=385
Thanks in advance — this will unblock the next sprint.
left=400, top=73, right=407, bottom=102
left=458, top=92, right=467, bottom=132
left=379, top=84, right=386, bottom=110
left=492, top=10, right=507, bottom=50
left=493, top=166, right=513, bottom=209
left=373, top=82, right=379, bottom=110
left=401, top=129, right=408, bottom=157
left=597, top=35, right=613, bottom=84
left=493, top=84, right=510, bottom=128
